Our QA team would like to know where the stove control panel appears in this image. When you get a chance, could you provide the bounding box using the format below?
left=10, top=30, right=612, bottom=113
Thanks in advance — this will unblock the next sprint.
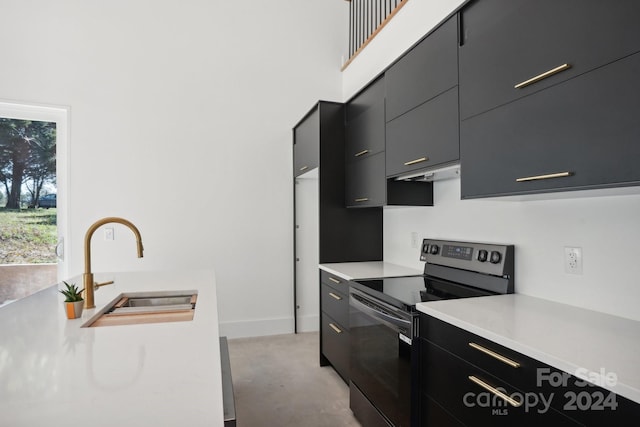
left=420, top=239, right=514, bottom=278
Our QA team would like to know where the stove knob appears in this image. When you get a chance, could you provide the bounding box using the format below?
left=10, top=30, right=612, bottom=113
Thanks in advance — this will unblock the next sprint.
left=430, top=244, right=439, bottom=255
left=477, top=249, right=488, bottom=262
left=422, top=242, right=429, bottom=254
left=490, top=251, right=502, bottom=264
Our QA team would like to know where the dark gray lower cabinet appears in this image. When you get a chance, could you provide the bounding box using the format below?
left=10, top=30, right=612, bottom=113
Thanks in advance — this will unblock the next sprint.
left=319, top=270, right=350, bottom=382
left=461, top=51, right=640, bottom=199
left=419, top=314, right=640, bottom=426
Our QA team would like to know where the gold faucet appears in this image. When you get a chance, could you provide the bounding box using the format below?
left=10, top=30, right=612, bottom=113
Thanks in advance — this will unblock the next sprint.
left=83, top=217, right=144, bottom=309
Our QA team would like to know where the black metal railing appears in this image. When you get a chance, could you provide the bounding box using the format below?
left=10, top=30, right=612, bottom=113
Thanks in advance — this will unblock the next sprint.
left=346, top=0, right=408, bottom=65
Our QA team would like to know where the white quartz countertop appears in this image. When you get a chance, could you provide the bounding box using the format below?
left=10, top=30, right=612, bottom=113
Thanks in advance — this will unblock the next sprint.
left=319, top=261, right=423, bottom=280
left=0, top=269, right=224, bottom=427
left=417, top=294, right=640, bottom=404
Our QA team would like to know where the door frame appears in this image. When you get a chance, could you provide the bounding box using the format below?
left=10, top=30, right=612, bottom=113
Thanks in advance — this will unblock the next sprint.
left=0, top=99, right=70, bottom=281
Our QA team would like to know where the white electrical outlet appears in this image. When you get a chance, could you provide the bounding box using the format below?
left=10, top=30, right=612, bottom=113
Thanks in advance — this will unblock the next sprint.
left=104, top=227, right=114, bottom=241
left=411, top=232, right=419, bottom=249
left=564, top=247, right=583, bottom=274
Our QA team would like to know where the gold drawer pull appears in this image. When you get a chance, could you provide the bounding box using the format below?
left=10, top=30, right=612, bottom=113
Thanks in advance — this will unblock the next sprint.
left=404, top=157, right=428, bottom=166
left=516, top=171, right=572, bottom=182
left=299, top=165, right=309, bottom=171
left=469, top=342, right=521, bottom=368
left=514, top=63, right=572, bottom=89
left=469, top=376, right=522, bottom=407
left=329, top=323, right=343, bottom=334
left=354, top=197, right=369, bottom=202
left=354, top=149, right=369, bottom=157
left=328, top=277, right=341, bottom=284
left=329, top=292, right=342, bottom=301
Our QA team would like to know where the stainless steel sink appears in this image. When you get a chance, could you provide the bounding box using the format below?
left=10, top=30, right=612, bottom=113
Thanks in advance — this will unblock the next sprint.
left=82, top=290, right=198, bottom=327
left=121, top=295, right=193, bottom=307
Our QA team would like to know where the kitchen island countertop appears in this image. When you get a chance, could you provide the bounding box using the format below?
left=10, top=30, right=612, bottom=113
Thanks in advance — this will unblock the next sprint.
left=0, top=269, right=224, bottom=427
left=417, top=293, right=640, bottom=405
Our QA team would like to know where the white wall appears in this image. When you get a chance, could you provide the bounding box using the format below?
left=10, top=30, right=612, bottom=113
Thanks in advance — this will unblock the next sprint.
left=343, top=0, right=640, bottom=322
left=0, top=0, right=347, bottom=338
left=384, top=179, right=640, bottom=321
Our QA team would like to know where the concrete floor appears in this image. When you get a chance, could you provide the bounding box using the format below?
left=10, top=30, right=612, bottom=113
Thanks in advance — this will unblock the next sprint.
left=227, top=332, right=361, bottom=427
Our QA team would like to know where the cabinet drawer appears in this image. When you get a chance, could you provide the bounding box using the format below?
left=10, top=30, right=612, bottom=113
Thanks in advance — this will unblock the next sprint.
left=421, top=315, right=541, bottom=393
left=461, top=51, right=640, bottom=199
left=321, top=313, right=350, bottom=382
left=421, top=339, right=579, bottom=426
left=346, top=152, right=386, bottom=207
left=321, top=283, right=348, bottom=329
left=293, top=106, right=319, bottom=177
left=320, top=269, right=349, bottom=293
left=420, top=315, right=640, bottom=425
left=386, top=15, right=458, bottom=122
left=345, top=100, right=385, bottom=162
left=386, top=87, right=459, bottom=178
left=459, top=0, right=640, bottom=120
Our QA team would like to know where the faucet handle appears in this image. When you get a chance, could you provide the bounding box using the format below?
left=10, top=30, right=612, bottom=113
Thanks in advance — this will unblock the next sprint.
left=94, top=280, right=115, bottom=290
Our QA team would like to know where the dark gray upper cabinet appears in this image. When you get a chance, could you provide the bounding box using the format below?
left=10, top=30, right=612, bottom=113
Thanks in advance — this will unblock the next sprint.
left=292, top=101, right=382, bottom=262
left=385, top=15, right=460, bottom=178
left=345, top=75, right=434, bottom=207
left=293, top=107, right=319, bottom=177
left=459, top=0, right=640, bottom=120
left=346, top=152, right=386, bottom=207
left=461, top=51, right=640, bottom=198
left=345, top=101, right=385, bottom=162
left=385, top=87, right=459, bottom=178
left=385, top=15, right=458, bottom=122
left=345, top=77, right=387, bottom=207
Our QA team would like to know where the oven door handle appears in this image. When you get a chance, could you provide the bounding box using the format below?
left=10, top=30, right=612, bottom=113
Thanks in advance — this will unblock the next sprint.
left=350, top=292, right=412, bottom=330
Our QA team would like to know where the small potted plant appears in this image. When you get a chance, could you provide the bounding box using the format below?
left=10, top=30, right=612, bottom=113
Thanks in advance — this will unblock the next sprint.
left=59, top=281, right=85, bottom=319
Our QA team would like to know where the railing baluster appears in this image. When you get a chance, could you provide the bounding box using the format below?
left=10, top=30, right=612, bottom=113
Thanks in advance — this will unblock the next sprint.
left=344, top=0, right=408, bottom=64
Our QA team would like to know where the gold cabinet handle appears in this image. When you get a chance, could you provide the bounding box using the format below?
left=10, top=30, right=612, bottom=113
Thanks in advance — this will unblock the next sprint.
left=354, top=149, right=369, bottom=157
left=299, top=165, right=309, bottom=171
left=354, top=198, right=369, bottom=202
left=328, top=277, right=341, bottom=284
left=469, top=376, right=522, bottom=407
left=514, top=63, right=572, bottom=89
left=404, top=157, right=428, bottom=166
left=329, top=323, right=343, bottom=334
left=516, top=171, right=572, bottom=182
left=329, top=292, right=342, bottom=301
left=468, top=342, right=521, bottom=368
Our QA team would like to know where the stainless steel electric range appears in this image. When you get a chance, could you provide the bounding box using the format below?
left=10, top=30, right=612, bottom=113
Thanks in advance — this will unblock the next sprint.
left=348, top=239, right=515, bottom=427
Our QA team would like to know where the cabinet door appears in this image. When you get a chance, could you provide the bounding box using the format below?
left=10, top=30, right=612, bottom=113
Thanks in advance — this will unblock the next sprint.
left=293, top=106, right=319, bottom=177
left=321, top=313, right=350, bottom=382
left=385, top=15, right=458, bottom=122
left=459, top=0, right=640, bottom=120
left=345, top=101, right=385, bottom=162
left=461, top=52, right=640, bottom=199
left=386, top=87, right=459, bottom=178
left=346, top=153, right=385, bottom=207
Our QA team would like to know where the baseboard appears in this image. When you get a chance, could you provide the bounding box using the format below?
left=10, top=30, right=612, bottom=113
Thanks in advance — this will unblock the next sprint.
left=218, top=314, right=319, bottom=339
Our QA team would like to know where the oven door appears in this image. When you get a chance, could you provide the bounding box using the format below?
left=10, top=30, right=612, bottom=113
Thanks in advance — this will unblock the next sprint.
left=349, top=287, right=416, bottom=427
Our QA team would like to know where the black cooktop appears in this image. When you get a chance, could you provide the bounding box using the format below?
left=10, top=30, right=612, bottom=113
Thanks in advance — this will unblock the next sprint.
left=351, top=274, right=497, bottom=312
